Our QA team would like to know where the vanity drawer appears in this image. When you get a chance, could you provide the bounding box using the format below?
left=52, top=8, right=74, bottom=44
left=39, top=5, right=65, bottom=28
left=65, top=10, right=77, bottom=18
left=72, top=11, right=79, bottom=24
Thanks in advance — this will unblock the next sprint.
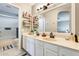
left=35, top=40, right=44, bottom=46
left=26, top=37, right=35, bottom=43
left=44, top=42, right=58, bottom=52
left=44, top=48, right=58, bottom=56
left=59, top=47, right=79, bottom=56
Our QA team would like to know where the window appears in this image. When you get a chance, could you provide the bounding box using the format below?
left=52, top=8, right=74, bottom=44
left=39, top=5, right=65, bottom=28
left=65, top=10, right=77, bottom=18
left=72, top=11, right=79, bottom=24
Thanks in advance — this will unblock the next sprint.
left=57, top=11, right=71, bottom=33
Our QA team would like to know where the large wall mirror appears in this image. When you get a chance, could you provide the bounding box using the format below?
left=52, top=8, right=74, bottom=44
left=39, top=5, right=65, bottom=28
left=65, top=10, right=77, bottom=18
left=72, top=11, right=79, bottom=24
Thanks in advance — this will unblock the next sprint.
left=0, top=3, right=19, bottom=39
left=32, top=3, right=71, bottom=33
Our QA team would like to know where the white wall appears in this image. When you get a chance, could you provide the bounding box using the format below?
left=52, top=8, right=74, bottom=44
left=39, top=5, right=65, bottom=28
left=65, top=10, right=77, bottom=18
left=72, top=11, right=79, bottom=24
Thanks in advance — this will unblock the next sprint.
left=0, top=16, right=18, bottom=39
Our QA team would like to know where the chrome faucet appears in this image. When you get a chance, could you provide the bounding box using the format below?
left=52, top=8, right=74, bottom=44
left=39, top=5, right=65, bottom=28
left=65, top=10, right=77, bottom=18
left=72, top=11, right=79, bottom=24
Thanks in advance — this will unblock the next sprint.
left=50, top=32, right=55, bottom=38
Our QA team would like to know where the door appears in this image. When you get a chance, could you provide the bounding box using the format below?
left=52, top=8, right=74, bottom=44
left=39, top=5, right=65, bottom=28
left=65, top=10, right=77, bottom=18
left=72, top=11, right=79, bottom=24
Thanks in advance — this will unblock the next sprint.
left=26, top=37, right=35, bottom=56
left=35, top=40, right=43, bottom=56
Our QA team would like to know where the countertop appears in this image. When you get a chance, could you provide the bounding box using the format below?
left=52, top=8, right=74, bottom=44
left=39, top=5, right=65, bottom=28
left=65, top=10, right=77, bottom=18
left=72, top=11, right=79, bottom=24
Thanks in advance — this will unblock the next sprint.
left=23, top=33, right=79, bottom=51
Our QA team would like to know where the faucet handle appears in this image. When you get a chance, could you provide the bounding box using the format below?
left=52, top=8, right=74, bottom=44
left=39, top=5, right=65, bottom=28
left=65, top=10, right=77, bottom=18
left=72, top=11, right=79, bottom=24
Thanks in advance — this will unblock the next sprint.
left=50, top=32, right=55, bottom=38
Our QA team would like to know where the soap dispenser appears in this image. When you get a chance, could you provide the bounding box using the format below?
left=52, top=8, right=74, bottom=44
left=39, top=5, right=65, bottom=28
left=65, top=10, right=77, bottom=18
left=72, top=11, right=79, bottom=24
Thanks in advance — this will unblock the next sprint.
left=70, top=33, right=74, bottom=41
left=66, top=33, right=74, bottom=40
left=75, top=34, right=78, bottom=43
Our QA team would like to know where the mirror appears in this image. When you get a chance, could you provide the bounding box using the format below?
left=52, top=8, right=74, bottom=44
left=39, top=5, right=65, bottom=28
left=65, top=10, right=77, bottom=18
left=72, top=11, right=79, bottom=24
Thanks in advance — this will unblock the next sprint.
left=0, top=3, right=19, bottom=39
left=34, top=4, right=71, bottom=33
left=37, top=15, right=45, bottom=32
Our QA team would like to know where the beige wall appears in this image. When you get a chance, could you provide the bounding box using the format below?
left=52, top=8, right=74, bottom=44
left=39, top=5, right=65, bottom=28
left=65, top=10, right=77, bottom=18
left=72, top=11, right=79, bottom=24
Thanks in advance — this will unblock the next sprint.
left=75, top=3, right=79, bottom=35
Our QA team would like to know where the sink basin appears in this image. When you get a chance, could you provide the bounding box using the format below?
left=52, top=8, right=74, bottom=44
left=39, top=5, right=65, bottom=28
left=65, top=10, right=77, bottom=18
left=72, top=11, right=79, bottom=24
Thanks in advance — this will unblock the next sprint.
left=43, top=37, right=66, bottom=42
left=43, top=37, right=56, bottom=41
left=36, top=35, right=65, bottom=42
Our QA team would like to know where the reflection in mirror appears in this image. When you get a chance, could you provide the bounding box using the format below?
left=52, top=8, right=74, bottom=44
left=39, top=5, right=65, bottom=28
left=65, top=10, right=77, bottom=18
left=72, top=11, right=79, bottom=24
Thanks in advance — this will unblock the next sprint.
left=37, top=15, right=45, bottom=32
left=0, top=3, right=19, bottom=39
left=57, top=11, right=71, bottom=33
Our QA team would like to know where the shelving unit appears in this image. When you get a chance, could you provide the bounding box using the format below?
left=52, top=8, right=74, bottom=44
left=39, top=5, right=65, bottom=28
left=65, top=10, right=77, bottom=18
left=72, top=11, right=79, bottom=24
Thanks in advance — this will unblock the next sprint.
left=22, top=12, right=32, bottom=32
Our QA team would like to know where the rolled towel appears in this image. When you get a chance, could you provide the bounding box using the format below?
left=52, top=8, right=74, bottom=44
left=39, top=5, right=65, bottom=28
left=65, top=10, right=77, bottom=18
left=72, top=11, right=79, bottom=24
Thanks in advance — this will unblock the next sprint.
left=7, top=45, right=10, bottom=49
left=2, top=46, right=7, bottom=51
left=2, top=47, right=5, bottom=51
left=10, top=44, right=15, bottom=48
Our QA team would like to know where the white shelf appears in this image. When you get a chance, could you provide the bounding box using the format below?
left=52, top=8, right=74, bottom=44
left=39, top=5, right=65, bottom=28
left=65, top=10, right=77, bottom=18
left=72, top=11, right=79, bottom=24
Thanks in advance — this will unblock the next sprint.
left=34, top=3, right=67, bottom=16
left=24, top=25, right=30, bottom=27
left=23, top=21, right=30, bottom=24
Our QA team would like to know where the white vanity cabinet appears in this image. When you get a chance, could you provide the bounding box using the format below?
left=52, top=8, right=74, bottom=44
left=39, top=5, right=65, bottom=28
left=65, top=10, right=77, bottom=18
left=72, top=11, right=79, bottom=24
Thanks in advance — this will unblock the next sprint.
left=44, top=42, right=58, bottom=56
left=59, top=47, right=79, bottom=56
left=23, top=35, right=79, bottom=56
left=26, top=37, right=35, bottom=56
left=35, top=40, right=44, bottom=56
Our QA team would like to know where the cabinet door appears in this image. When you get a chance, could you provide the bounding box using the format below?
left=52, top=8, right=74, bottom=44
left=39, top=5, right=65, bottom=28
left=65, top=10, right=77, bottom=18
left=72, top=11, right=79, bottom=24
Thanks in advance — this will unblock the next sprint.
left=35, top=40, right=43, bottom=56
left=26, top=37, right=35, bottom=56
left=59, top=47, right=79, bottom=56
left=26, top=38, right=30, bottom=52
left=23, top=36, right=27, bottom=50
left=44, top=48, right=58, bottom=56
left=29, top=41, right=35, bottom=56
left=44, top=42, right=58, bottom=56
left=35, top=44, right=43, bottom=56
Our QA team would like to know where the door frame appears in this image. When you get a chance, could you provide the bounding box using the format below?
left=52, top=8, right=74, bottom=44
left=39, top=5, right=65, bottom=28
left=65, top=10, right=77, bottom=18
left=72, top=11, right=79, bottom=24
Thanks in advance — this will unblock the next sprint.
left=9, top=3, right=22, bottom=49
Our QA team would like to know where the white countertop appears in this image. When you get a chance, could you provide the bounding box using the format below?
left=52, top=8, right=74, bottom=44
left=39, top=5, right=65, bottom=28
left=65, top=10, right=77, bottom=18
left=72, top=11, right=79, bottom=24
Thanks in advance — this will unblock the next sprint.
left=23, top=33, right=79, bottom=51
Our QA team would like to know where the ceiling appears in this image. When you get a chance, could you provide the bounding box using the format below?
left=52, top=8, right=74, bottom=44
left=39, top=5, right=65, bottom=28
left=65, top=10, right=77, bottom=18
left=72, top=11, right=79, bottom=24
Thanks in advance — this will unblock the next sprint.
left=0, top=3, right=19, bottom=18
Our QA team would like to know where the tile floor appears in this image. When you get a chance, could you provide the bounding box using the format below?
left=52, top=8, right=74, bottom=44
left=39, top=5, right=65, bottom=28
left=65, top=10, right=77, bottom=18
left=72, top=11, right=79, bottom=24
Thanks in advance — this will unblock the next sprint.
left=0, top=39, right=27, bottom=56
left=0, top=48, right=26, bottom=56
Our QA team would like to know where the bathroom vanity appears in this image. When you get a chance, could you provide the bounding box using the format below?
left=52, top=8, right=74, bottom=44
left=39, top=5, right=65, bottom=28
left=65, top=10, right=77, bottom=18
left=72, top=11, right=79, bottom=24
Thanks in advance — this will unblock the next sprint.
left=22, top=33, right=79, bottom=56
